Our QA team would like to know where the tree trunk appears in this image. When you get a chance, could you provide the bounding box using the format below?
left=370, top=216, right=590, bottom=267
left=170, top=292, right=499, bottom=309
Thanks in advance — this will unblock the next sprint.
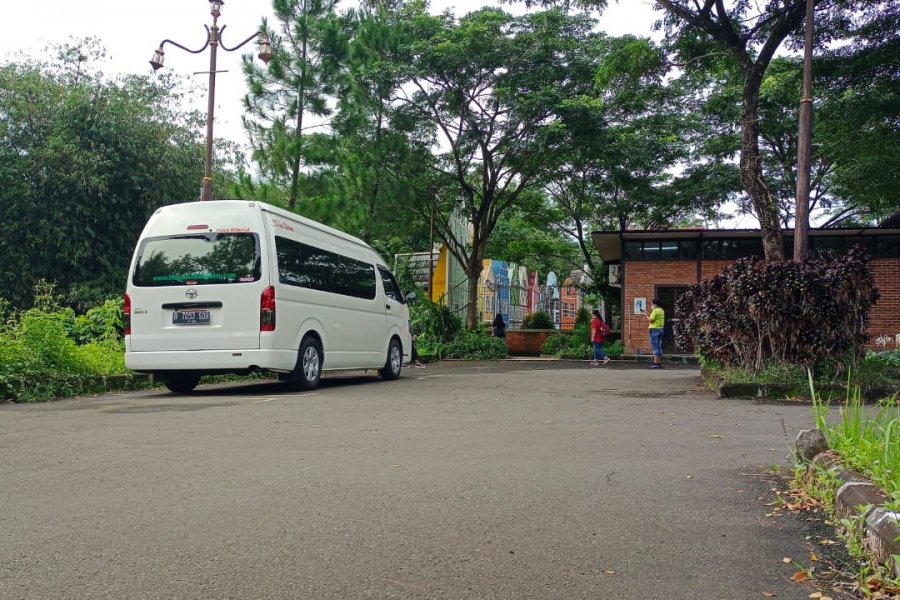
left=464, top=239, right=487, bottom=330
left=465, top=260, right=481, bottom=331
left=741, top=69, right=785, bottom=261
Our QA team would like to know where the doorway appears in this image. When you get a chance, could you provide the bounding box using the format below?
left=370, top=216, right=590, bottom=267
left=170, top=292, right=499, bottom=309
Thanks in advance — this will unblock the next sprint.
left=656, top=285, right=691, bottom=354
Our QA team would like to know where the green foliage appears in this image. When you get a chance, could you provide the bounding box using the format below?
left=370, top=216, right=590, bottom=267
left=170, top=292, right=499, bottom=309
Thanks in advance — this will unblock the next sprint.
left=241, top=0, right=344, bottom=211
left=574, top=308, right=591, bottom=328
left=0, top=39, right=226, bottom=311
left=409, top=296, right=462, bottom=345
left=541, top=333, right=570, bottom=356
left=66, top=298, right=125, bottom=345
left=676, top=247, right=880, bottom=371
left=855, top=350, right=900, bottom=388
left=708, top=348, right=900, bottom=390
left=604, top=340, right=625, bottom=357
left=485, top=206, right=582, bottom=281
left=561, top=341, right=592, bottom=360
left=541, top=331, right=623, bottom=358
left=522, top=311, right=555, bottom=330
left=429, top=330, right=508, bottom=361
left=0, top=284, right=127, bottom=402
left=810, top=380, right=900, bottom=503
left=572, top=323, right=591, bottom=347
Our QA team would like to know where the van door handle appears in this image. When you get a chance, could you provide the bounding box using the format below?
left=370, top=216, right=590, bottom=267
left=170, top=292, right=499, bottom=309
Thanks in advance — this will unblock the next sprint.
left=385, top=304, right=391, bottom=310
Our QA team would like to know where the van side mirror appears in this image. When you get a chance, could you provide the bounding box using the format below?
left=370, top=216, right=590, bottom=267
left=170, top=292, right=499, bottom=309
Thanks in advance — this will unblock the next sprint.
left=405, top=291, right=417, bottom=303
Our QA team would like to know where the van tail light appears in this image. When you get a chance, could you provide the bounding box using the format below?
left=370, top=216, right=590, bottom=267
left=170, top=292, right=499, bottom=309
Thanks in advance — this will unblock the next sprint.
left=260, top=286, right=276, bottom=331
left=124, top=293, right=132, bottom=336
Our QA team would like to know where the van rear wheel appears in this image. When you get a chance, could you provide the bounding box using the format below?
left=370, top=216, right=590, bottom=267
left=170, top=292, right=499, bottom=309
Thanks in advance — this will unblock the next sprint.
left=291, top=337, right=322, bottom=391
left=380, top=339, right=402, bottom=380
left=164, top=372, right=201, bottom=394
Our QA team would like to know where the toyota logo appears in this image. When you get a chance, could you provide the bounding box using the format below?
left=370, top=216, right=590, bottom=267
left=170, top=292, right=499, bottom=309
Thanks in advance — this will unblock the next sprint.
left=185, top=289, right=198, bottom=299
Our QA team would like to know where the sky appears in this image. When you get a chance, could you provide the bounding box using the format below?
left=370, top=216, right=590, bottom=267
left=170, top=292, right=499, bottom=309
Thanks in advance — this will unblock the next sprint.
left=0, top=0, right=661, bottom=149
left=2, top=0, right=755, bottom=227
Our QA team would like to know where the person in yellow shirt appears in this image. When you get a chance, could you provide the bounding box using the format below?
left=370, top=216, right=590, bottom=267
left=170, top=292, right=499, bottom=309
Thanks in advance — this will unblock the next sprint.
left=640, top=298, right=665, bottom=369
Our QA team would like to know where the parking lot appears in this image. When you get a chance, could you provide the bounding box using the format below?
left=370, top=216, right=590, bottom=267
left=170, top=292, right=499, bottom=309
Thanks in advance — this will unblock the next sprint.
left=1, top=361, right=820, bottom=599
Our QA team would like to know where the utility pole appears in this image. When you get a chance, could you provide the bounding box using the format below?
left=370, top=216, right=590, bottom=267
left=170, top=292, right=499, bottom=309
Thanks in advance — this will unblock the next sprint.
left=793, top=0, right=815, bottom=260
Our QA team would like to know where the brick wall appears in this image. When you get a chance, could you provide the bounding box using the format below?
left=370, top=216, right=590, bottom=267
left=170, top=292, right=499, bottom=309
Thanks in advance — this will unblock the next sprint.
left=505, top=330, right=557, bottom=356
left=623, top=260, right=701, bottom=355
left=622, top=257, right=900, bottom=354
left=869, top=259, right=900, bottom=344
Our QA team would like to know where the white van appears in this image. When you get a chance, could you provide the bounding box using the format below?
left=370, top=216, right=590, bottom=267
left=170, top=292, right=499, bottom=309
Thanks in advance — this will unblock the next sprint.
left=124, top=200, right=413, bottom=393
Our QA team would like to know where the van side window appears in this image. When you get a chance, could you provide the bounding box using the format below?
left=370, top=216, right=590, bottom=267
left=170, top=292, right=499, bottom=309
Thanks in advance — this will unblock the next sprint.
left=378, top=266, right=404, bottom=303
left=276, top=236, right=376, bottom=300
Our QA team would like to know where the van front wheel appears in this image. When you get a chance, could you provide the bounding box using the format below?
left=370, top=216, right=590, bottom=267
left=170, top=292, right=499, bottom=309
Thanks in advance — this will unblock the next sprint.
left=292, top=337, right=322, bottom=391
left=380, top=339, right=402, bottom=380
left=164, top=372, right=201, bottom=394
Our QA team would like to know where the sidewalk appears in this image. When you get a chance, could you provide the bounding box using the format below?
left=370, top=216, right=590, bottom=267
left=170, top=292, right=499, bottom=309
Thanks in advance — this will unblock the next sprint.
left=502, top=354, right=699, bottom=364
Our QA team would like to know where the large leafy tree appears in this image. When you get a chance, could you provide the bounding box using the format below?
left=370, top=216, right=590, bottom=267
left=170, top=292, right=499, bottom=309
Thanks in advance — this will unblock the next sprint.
left=542, top=35, right=730, bottom=269
left=654, top=0, right=900, bottom=254
left=815, top=3, right=900, bottom=225
left=654, top=0, right=831, bottom=261
left=0, top=42, right=212, bottom=309
left=395, top=6, right=600, bottom=328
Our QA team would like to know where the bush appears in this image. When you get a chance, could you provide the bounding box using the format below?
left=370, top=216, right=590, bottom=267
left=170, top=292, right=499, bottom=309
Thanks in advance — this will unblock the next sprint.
left=409, top=295, right=462, bottom=344
left=542, top=331, right=623, bottom=358
left=560, top=341, right=592, bottom=359
left=603, top=339, right=624, bottom=357
left=436, top=330, right=508, bottom=360
left=572, top=323, right=591, bottom=347
left=575, top=307, right=591, bottom=328
left=0, top=283, right=128, bottom=402
left=66, top=298, right=125, bottom=345
left=522, top=311, right=555, bottom=329
left=676, top=247, right=879, bottom=372
left=541, top=333, right=570, bottom=356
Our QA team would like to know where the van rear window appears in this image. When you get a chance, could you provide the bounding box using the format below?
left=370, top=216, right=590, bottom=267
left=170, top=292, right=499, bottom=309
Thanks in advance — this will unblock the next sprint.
left=133, top=233, right=261, bottom=286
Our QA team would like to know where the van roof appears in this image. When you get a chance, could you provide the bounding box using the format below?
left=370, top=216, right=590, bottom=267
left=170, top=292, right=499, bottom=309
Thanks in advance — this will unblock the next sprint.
left=256, top=201, right=373, bottom=250
left=155, top=200, right=381, bottom=260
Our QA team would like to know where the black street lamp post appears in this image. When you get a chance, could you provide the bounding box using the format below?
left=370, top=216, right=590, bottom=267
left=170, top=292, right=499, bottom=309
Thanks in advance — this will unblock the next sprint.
left=149, top=0, right=272, bottom=201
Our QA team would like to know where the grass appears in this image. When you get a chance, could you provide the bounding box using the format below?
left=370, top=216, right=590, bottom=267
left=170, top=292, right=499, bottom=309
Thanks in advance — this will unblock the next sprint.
left=810, top=371, right=900, bottom=503
left=705, top=350, right=900, bottom=392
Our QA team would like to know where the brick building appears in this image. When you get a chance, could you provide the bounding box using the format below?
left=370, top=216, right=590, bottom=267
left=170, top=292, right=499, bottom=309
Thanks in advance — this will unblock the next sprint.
left=591, top=228, right=900, bottom=355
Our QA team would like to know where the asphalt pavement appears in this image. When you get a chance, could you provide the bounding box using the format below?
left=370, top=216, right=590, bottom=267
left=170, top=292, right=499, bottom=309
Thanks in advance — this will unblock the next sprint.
left=1, top=361, right=826, bottom=599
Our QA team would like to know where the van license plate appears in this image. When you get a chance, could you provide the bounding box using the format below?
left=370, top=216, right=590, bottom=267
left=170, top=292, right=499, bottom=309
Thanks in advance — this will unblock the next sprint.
left=173, top=310, right=211, bottom=325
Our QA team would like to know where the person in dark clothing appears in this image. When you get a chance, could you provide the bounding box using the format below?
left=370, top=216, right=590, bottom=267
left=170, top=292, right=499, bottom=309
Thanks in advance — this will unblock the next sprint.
left=408, top=319, right=425, bottom=368
left=492, top=313, right=507, bottom=338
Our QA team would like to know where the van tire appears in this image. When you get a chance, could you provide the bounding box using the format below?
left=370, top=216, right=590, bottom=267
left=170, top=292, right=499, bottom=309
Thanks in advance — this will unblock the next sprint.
left=292, top=336, right=323, bottom=391
left=380, top=339, right=402, bottom=381
left=164, top=372, right=201, bottom=394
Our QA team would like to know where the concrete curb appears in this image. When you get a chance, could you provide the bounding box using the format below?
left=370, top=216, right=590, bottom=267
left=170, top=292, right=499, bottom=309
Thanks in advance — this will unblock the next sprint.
left=717, top=382, right=897, bottom=401
left=808, top=452, right=900, bottom=574
left=703, top=367, right=898, bottom=400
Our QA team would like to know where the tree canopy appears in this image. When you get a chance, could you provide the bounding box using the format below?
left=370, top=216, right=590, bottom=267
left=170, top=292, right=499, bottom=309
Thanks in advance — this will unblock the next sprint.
left=0, top=40, right=241, bottom=309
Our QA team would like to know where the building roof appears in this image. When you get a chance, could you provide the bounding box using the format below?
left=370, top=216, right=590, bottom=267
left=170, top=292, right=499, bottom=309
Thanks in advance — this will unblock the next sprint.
left=881, top=211, right=900, bottom=228
left=591, top=227, right=900, bottom=263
